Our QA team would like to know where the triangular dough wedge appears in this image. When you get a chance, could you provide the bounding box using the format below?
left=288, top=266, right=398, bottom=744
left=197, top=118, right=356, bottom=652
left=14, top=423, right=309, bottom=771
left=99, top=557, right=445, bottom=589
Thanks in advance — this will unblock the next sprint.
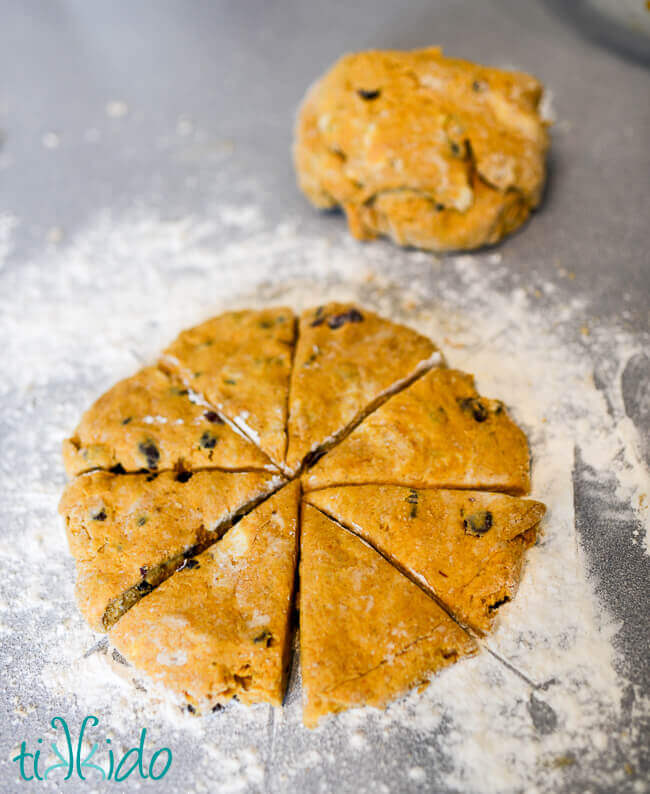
left=300, top=504, right=477, bottom=728
left=303, top=368, right=530, bottom=495
left=59, top=469, right=284, bottom=631
left=62, top=366, right=273, bottom=477
left=306, top=486, right=545, bottom=635
left=286, top=303, right=441, bottom=472
left=161, top=309, right=295, bottom=469
left=110, top=481, right=300, bottom=709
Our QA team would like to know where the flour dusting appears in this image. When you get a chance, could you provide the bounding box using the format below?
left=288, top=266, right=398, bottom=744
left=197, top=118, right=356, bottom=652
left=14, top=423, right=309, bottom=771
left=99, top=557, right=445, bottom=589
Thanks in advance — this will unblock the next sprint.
left=0, top=213, right=17, bottom=272
left=0, top=200, right=647, bottom=793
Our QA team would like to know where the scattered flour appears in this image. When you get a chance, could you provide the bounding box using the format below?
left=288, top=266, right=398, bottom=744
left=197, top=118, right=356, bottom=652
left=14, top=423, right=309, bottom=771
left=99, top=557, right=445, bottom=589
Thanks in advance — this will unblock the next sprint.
left=0, top=198, right=647, bottom=793
left=41, top=132, right=60, bottom=150
left=105, top=100, right=129, bottom=119
left=0, top=213, right=17, bottom=271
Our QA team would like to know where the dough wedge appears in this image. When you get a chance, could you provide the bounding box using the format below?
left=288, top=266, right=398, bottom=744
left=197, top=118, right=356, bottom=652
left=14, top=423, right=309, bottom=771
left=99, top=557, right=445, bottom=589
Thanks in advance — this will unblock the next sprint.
left=303, top=368, right=530, bottom=495
left=109, top=482, right=301, bottom=709
left=306, top=486, right=545, bottom=634
left=59, top=469, right=283, bottom=631
left=162, top=308, right=296, bottom=469
left=300, top=503, right=477, bottom=728
left=287, top=302, right=441, bottom=472
left=63, top=366, right=272, bottom=477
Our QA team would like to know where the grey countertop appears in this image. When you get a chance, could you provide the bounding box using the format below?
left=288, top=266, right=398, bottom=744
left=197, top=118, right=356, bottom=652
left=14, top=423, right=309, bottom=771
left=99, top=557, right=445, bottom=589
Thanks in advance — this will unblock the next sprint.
left=1, top=0, right=648, bottom=331
left=0, top=2, right=648, bottom=793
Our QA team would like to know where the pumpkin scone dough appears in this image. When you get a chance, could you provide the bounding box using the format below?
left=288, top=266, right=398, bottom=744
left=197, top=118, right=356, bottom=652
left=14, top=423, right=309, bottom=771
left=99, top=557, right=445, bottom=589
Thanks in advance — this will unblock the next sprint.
left=60, top=303, right=545, bottom=724
left=161, top=308, right=296, bottom=470
left=59, top=469, right=283, bottom=631
left=286, top=302, right=441, bottom=473
left=110, top=482, right=301, bottom=710
left=62, top=366, right=273, bottom=477
left=306, top=486, right=545, bottom=635
left=300, top=504, right=478, bottom=728
left=303, top=368, right=530, bottom=495
left=294, top=48, right=549, bottom=252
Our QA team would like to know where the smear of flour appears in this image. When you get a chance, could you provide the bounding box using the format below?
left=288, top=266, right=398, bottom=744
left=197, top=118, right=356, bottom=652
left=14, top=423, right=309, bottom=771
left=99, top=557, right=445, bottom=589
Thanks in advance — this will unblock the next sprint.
left=0, top=200, right=647, bottom=794
left=0, top=213, right=17, bottom=272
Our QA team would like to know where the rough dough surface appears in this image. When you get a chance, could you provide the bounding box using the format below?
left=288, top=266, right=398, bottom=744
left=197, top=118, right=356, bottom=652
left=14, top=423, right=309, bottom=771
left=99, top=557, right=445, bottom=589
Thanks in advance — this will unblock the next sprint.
left=300, top=504, right=478, bottom=728
left=161, top=308, right=296, bottom=468
left=110, top=482, right=300, bottom=710
left=59, top=469, right=282, bottom=631
left=286, top=302, right=440, bottom=472
left=294, top=48, right=549, bottom=251
left=62, top=365, right=273, bottom=477
left=305, top=486, right=545, bottom=635
left=303, top=368, right=531, bottom=495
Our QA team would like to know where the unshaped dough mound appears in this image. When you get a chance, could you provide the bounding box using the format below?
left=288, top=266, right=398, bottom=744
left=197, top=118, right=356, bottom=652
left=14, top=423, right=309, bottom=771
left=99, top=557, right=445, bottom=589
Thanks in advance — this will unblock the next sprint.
left=294, top=47, right=549, bottom=252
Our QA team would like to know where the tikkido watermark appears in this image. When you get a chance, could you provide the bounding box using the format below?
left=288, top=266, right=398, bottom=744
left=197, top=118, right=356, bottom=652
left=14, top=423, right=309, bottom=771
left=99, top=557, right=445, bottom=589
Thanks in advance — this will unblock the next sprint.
left=12, top=716, right=172, bottom=783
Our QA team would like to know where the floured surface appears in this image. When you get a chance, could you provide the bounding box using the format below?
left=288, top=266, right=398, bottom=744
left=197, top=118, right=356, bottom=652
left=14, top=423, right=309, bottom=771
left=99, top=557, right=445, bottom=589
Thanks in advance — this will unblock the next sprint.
left=0, top=200, right=648, bottom=793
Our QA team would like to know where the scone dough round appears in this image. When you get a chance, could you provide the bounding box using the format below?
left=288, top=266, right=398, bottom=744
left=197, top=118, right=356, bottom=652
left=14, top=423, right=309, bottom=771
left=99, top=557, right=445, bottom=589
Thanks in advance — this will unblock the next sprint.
left=294, top=47, right=549, bottom=252
left=61, top=304, right=545, bottom=725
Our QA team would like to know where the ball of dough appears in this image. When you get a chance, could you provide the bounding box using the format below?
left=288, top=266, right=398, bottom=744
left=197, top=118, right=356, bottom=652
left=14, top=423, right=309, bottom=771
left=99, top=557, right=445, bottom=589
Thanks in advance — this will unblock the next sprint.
left=293, top=48, right=550, bottom=252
